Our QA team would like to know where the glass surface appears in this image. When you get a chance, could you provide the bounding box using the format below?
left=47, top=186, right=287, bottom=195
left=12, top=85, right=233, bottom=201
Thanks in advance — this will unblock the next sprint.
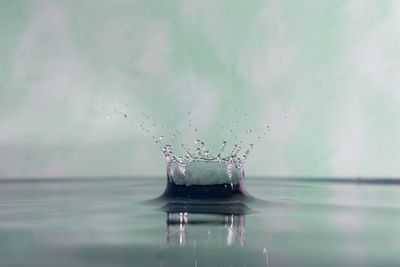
left=0, top=177, right=399, bottom=266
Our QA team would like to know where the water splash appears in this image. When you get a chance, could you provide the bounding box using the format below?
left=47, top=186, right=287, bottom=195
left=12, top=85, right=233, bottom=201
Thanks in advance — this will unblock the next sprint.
left=161, top=139, right=249, bottom=186
left=137, top=111, right=271, bottom=187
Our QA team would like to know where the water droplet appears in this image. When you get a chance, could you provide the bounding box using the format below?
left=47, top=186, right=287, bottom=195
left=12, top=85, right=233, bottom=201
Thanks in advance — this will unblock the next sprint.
left=246, top=129, right=252, bottom=133
left=195, top=139, right=200, bottom=144
left=194, top=128, right=198, bottom=132
left=159, top=136, right=163, bottom=140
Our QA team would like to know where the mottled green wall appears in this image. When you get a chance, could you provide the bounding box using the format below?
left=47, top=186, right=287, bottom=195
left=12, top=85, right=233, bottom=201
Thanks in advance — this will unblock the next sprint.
left=1, top=0, right=400, bottom=178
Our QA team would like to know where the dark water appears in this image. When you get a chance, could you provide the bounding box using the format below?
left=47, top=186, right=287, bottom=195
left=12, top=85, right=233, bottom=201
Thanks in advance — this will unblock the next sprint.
left=161, top=178, right=247, bottom=202
left=1, top=177, right=400, bottom=267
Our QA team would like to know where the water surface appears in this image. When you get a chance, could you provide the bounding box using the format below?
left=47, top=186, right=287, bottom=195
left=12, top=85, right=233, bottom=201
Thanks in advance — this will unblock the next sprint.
left=0, top=177, right=399, bottom=266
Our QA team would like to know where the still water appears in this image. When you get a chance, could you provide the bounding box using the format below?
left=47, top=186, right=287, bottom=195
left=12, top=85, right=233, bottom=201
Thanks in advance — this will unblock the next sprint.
left=0, top=177, right=400, bottom=266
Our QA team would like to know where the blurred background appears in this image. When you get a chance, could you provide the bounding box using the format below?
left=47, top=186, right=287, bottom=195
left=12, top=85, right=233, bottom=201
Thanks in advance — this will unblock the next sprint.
left=1, top=0, right=400, bottom=178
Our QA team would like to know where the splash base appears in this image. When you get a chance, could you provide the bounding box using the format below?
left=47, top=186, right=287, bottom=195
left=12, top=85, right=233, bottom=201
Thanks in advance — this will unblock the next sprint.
left=162, top=180, right=246, bottom=201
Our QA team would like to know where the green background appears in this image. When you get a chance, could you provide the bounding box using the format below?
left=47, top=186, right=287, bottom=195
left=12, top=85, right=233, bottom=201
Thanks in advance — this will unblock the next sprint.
left=1, top=0, right=400, bottom=178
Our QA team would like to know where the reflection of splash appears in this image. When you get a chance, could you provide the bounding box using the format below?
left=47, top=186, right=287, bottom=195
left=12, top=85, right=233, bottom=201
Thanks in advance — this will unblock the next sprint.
left=225, top=214, right=246, bottom=246
left=162, top=203, right=247, bottom=247
left=263, top=247, right=270, bottom=267
left=166, top=212, right=246, bottom=246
